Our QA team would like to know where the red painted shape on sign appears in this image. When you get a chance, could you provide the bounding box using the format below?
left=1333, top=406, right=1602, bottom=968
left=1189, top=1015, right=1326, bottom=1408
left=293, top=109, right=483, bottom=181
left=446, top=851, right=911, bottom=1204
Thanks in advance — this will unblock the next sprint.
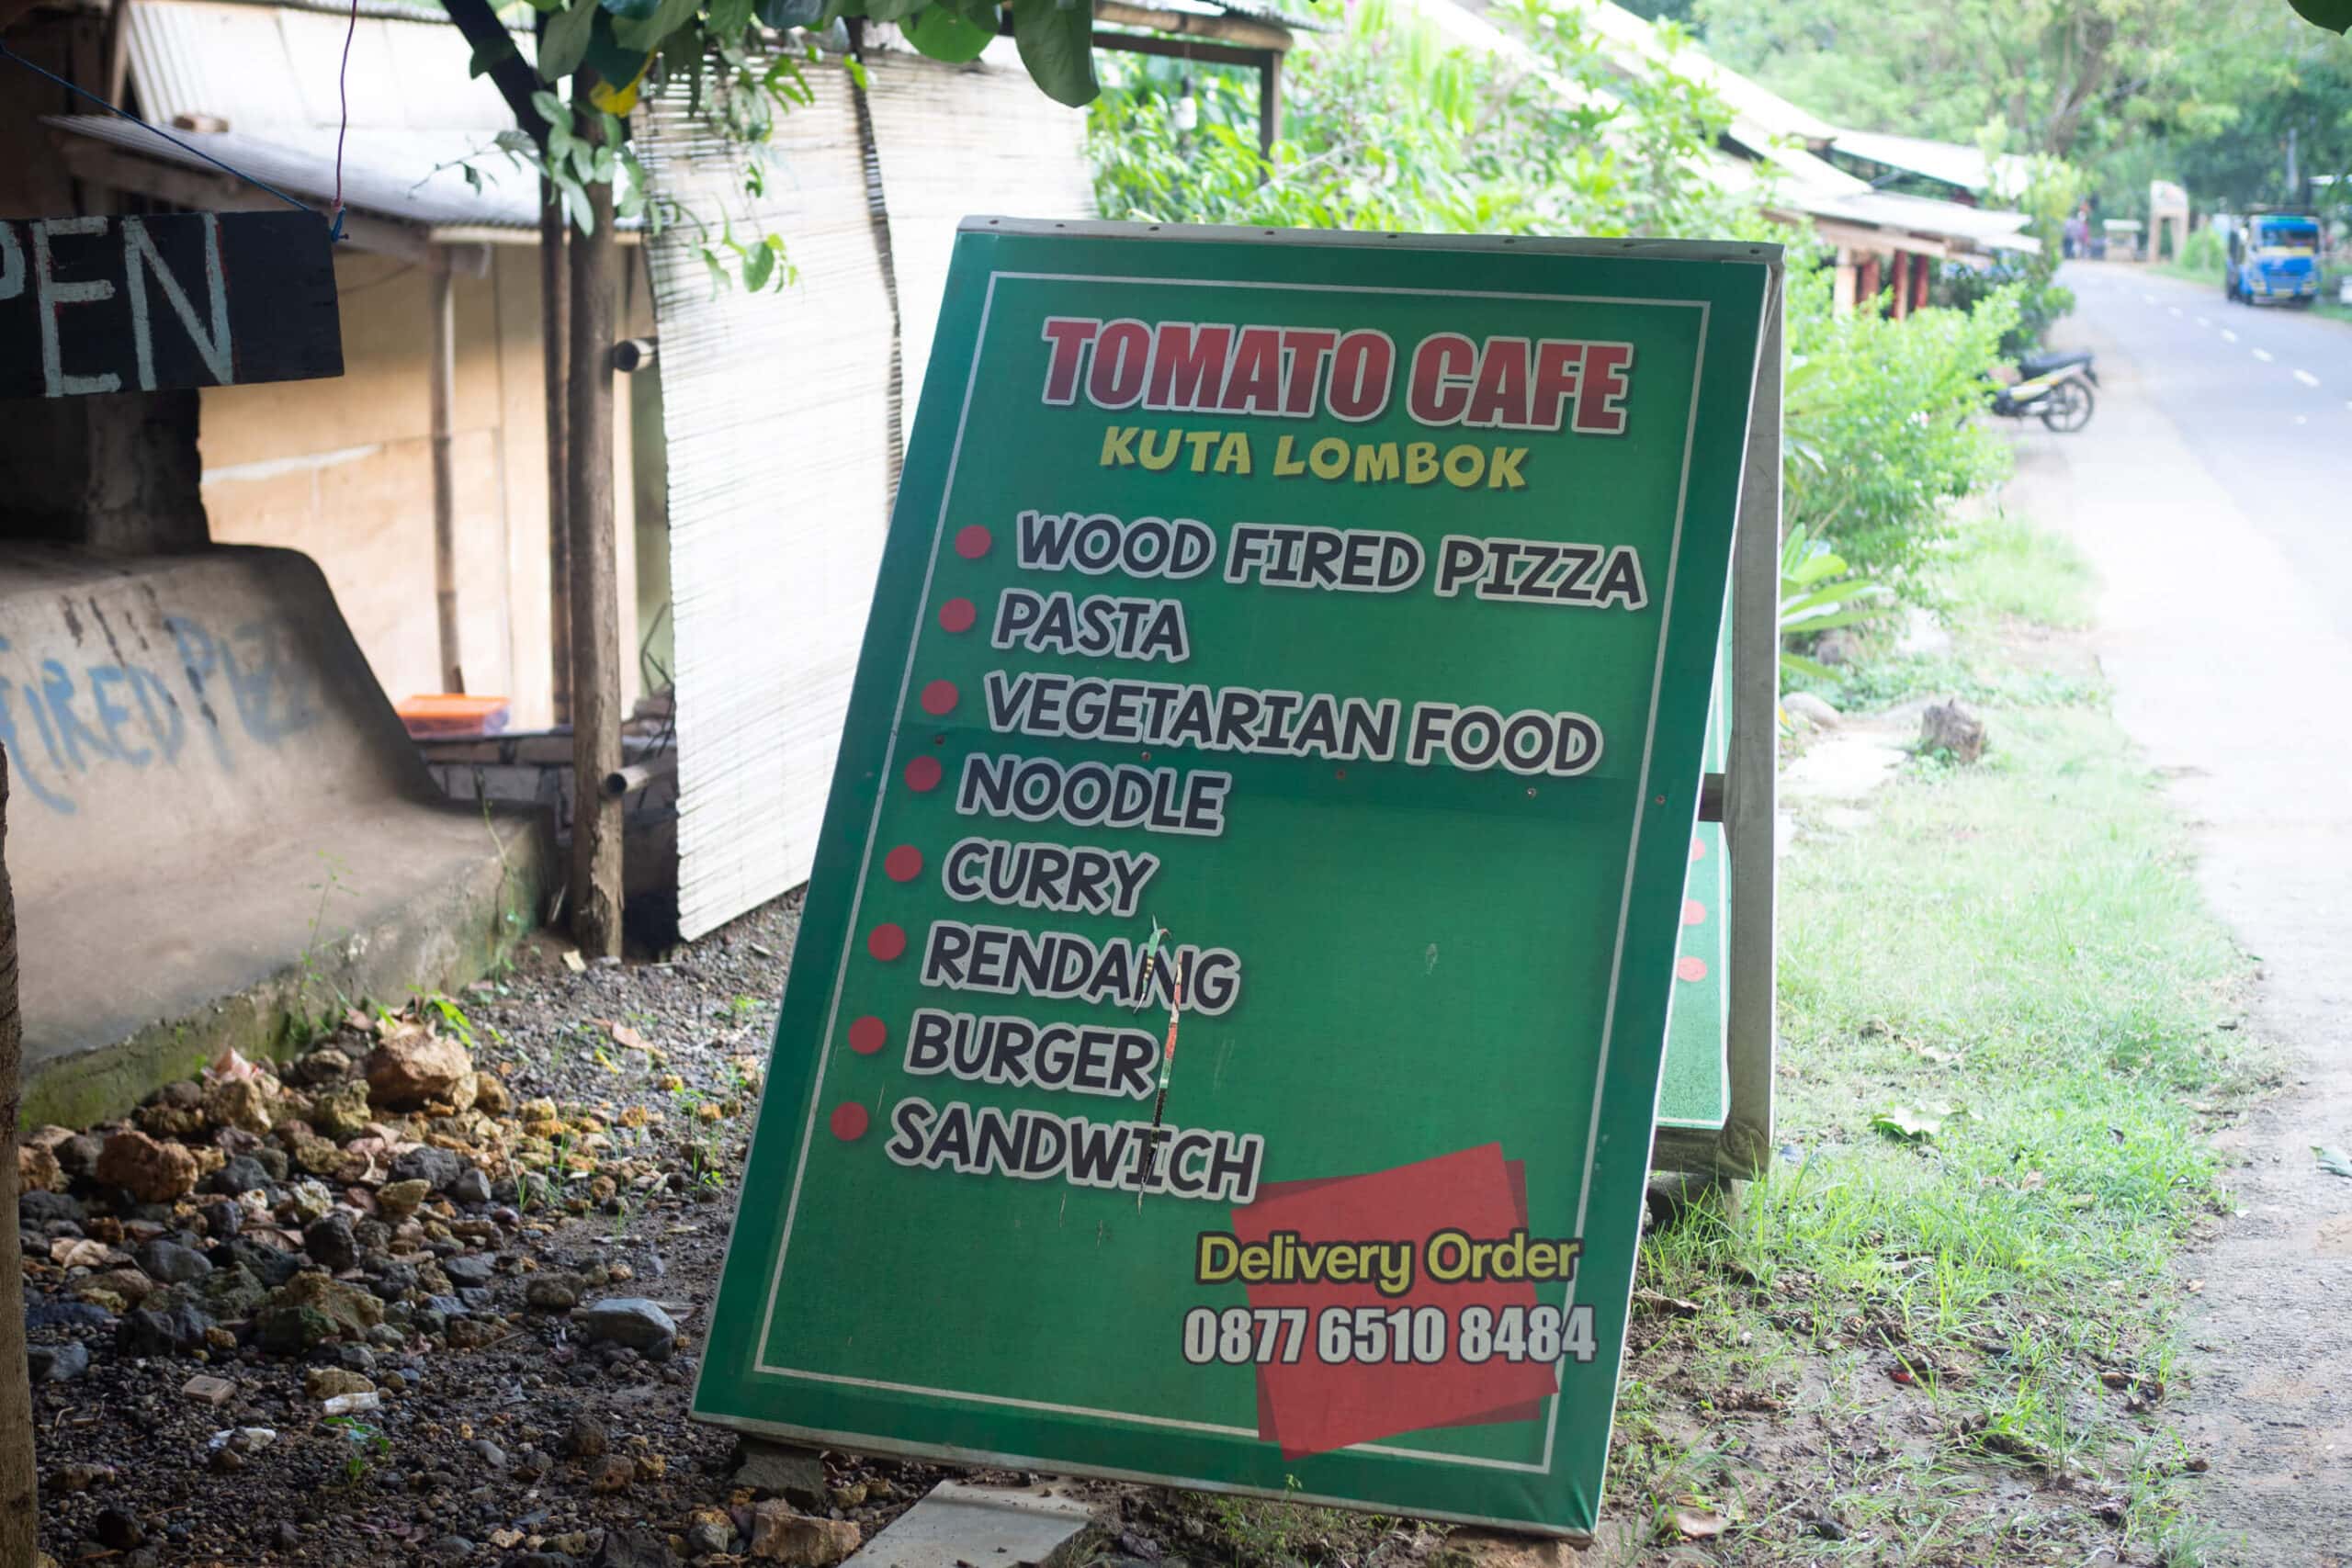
left=920, top=680, right=959, bottom=716
left=939, top=598, right=978, bottom=634
left=904, top=756, right=944, bottom=794
left=848, top=1017, right=887, bottom=1055
left=1230, top=1144, right=1558, bottom=1459
left=830, top=1103, right=870, bottom=1141
left=867, top=924, right=908, bottom=962
left=884, top=845, right=923, bottom=882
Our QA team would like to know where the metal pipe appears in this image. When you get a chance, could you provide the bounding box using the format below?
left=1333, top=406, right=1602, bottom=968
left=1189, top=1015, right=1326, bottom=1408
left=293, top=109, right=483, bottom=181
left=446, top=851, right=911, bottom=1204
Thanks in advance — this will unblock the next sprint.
left=429, top=260, right=463, bottom=694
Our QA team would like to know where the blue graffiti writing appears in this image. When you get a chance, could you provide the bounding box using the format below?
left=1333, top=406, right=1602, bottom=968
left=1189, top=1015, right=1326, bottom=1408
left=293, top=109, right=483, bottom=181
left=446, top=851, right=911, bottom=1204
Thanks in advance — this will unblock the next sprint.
left=0, top=611, right=322, bottom=814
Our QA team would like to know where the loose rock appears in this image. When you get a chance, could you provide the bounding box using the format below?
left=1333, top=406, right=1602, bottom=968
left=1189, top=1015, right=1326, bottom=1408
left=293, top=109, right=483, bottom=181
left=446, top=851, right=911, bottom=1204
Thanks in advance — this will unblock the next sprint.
left=572, top=1297, right=678, bottom=1359
left=1920, top=697, right=1987, bottom=764
left=96, top=1131, right=199, bottom=1203
left=118, top=1303, right=217, bottom=1357
left=391, top=1145, right=466, bottom=1191
left=366, top=1029, right=474, bottom=1109
left=28, top=1341, right=91, bottom=1382
left=134, top=1238, right=213, bottom=1285
left=304, top=1367, right=374, bottom=1400
left=302, top=1213, right=360, bottom=1273
left=747, top=1503, right=859, bottom=1566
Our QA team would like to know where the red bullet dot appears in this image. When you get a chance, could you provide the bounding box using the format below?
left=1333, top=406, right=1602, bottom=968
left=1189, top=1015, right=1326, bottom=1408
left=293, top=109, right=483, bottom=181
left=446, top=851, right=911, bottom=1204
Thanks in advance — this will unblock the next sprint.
left=938, top=597, right=977, bottom=634
left=1690, top=836, right=1707, bottom=863
left=867, top=923, right=908, bottom=962
left=830, top=1102, right=870, bottom=1141
left=847, top=1016, right=887, bottom=1055
left=1676, top=955, right=1709, bottom=983
left=1683, top=898, right=1706, bottom=926
left=904, top=755, right=943, bottom=793
left=883, top=844, right=923, bottom=882
left=955, top=525, right=992, bottom=558
left=920, top=679, right=959, bottom=716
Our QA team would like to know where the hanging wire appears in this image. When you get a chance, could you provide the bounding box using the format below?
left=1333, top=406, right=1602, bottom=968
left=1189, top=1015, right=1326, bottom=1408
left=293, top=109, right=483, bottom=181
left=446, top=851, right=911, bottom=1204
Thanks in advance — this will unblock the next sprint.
left=330, top=0, right=359, bottom=238
left=0, top=38, right=321, bottom=220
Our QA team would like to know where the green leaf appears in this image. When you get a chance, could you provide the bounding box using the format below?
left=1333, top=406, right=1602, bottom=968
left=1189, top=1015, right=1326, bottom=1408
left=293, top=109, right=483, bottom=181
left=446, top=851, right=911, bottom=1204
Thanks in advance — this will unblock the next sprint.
left=1872, top=1100, right=1960, bottom=1142
left=560, top=178, right=596, bottom=234
left=468, top=35, right=519, bottom=78
left=742, top=242, right=775, bottom=291
left=531, top=89, right=571, bottom=127
left=904, top=1, right=996, bottom=62
left=754, top=0, right=824, bottom=25
left=2288, top=0, right=2352, bottom=31
left=1008, top=0, right=1096, bottom=107
left=538, top=0, right=598, bottom=81
left=1779, top=652, right=1836, bottom=682
left=612, top=0, right=698, bottom=52
left=2317, top=1145, right=2352, bottom=1178
left=707, top=0, right=756, bottom=37
left=598, top=0, right=663, bottom=18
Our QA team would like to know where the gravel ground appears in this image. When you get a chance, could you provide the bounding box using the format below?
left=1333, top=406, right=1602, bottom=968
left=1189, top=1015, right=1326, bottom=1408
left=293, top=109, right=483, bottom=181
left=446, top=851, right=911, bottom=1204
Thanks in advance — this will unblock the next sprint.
left=24, top=892, right=987, bottom=1567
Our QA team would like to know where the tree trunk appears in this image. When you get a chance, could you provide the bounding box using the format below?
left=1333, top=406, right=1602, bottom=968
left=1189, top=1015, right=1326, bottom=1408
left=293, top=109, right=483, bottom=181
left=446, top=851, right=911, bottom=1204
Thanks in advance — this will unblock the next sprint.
left=0, top=751, right=39, bottom=1565
left=565, top=118, right=625, bottom=958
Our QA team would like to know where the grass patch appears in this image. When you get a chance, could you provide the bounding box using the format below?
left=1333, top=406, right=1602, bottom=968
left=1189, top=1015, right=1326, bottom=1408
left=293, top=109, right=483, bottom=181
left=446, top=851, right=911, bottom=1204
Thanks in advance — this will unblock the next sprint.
left=1939, top=508, right=2093, bottom=629
left=1604, top=519, right=2260, bottom=1562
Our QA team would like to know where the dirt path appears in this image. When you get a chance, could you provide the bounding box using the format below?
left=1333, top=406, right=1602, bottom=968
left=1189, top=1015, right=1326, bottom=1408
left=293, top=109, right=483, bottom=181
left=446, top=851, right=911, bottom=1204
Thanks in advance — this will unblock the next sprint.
left=2007, top=304, right=2352, bottom=1566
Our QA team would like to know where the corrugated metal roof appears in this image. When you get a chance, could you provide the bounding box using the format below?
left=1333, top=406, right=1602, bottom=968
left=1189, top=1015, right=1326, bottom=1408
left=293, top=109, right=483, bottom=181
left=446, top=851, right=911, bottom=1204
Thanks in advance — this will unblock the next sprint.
left=48, top=115, right=543, bottom=227
left=123, top=0, right=515, bottom=134
left=1789, top=185, right=2041, bottom=254
left=56, top=0, right=536, bottom=229
left=1828, top=130, right=2037, bottom=197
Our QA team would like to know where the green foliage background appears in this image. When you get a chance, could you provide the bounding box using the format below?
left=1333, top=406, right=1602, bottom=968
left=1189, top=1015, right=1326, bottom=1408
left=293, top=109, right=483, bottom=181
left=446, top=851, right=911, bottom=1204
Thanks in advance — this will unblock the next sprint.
left=1088, top=0, right=2025, bottom=596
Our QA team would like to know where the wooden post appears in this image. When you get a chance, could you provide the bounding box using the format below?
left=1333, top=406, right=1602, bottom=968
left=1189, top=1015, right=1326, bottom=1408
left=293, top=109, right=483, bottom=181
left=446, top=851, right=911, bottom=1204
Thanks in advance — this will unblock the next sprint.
left=1720, top=265, right=1782, bottom=1183
left=565, top=97, right=624, bottom=957
left=430, top=258, right=464, bottom=693
left=541, top=176, right=573, bottom=725
left=0, top=752, right=37, bottom=1568
left=1257, top=51, right=1281, bottom=173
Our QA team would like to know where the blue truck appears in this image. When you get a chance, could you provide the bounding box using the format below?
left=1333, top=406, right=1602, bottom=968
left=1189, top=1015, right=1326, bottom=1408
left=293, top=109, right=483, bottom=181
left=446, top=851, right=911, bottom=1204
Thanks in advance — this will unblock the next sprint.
left=2225, top=210, right=2323, bottom=307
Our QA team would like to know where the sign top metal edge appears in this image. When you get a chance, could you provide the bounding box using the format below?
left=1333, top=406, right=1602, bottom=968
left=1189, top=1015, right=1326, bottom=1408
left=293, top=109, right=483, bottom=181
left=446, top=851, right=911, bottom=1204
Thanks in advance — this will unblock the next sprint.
left=956, top=215, right=1786, bottom=269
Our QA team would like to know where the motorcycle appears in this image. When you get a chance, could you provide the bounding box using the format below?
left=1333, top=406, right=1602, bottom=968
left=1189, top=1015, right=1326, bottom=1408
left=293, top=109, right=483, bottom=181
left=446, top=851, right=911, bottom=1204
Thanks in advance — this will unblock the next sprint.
left=1988, top=349, right=2097, bottom=433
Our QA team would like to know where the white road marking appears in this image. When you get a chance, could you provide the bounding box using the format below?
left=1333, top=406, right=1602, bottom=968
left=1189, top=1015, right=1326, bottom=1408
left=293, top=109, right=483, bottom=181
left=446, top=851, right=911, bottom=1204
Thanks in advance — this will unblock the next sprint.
left=2143, top=292, right=2158, bottom=304
left=2168, top=305, right=2184, bottom=317
left=2295, top=369, right=2320, bottom=388
left=2222, top=329, right=2240, bottom=343
left=2196, top=315, right=2211, bottom=327
left=2255, top=347, right=2276, bottom=363
left=2296, top=414, right=2310, bottom=425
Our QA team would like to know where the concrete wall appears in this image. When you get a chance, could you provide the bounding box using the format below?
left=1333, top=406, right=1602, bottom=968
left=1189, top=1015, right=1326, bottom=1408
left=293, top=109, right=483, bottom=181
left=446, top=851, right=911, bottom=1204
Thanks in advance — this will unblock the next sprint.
left=198, top=246, right=646, bottom=728
left=0, top=545, right=548, bottom=1123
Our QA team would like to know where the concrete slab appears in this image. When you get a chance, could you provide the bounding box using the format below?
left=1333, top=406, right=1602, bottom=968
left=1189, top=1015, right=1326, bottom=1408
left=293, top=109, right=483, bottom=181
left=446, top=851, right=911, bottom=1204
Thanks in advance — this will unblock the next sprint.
left=1, top=543, right=549, bottom=1125
left=848, top=1481, right=1102, bottom=1568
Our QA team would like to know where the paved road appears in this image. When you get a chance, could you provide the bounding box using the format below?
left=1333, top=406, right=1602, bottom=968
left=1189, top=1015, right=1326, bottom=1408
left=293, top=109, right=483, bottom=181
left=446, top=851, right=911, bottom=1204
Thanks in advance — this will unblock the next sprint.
left=2012, top=265, right=2352, bottom=1567
left=2049, top=261, right=2352, bottom=642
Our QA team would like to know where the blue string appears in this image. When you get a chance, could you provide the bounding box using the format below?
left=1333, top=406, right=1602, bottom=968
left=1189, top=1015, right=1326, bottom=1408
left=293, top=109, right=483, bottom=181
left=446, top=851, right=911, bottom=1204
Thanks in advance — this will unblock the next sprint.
left=0, top=39, right=326, bottom=226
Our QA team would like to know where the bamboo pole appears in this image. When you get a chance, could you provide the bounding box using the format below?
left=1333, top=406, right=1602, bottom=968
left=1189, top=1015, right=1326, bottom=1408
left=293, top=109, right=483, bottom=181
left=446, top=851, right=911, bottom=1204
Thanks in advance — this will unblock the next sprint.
left=542, top=175, right=573, bottom=725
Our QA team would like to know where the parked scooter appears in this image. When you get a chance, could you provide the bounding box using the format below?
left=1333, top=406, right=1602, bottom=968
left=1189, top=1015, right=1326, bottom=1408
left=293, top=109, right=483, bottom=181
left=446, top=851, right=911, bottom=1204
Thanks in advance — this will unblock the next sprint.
left=1988, top=349, right=2097, bottom=432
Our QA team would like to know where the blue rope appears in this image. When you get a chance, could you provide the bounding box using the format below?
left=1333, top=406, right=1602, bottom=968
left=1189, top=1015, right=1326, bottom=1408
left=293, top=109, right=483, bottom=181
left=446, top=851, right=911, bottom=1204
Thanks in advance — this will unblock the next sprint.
left=0, top=39, right=325, bottom=225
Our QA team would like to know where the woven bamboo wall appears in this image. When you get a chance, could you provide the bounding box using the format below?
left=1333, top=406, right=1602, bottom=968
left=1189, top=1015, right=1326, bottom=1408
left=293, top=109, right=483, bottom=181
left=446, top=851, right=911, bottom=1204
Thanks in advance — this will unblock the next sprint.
left=639, top=46, right=1093, bottom=940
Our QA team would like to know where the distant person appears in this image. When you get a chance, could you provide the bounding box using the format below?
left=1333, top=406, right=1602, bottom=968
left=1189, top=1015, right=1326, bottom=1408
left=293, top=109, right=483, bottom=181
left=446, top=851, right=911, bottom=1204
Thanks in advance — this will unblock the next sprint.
left=2064, top=211, right=2089, bottom=259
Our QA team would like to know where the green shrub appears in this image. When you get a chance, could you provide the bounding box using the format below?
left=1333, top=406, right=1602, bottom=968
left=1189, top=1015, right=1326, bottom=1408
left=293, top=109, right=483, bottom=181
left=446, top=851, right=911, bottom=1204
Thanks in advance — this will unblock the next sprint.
left=1783, top=265, right=2017, bottom=583
left=2181, top=226, right=2226, bottom=274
